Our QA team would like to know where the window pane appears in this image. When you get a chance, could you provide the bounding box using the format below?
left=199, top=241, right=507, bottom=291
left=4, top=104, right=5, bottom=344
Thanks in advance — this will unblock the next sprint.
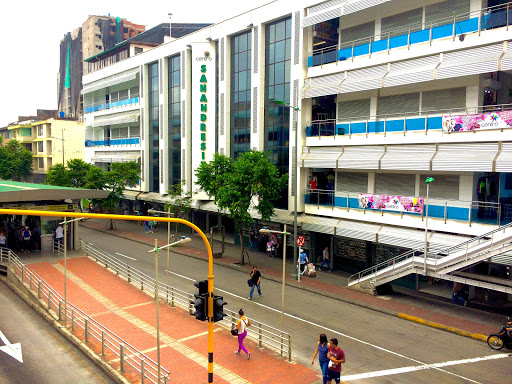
left=275, top=41, right=285, bottom=62
left=286, top=19, right=292, bottom=38
left=276, top=21, right=285, bottom=40
left=269, top=24, right=275, bottom=43
left=239, top=51, right=247, bottom=72
left=274, top=62, right=284, bottom=84
left=239, top=33, right=247, bottom=51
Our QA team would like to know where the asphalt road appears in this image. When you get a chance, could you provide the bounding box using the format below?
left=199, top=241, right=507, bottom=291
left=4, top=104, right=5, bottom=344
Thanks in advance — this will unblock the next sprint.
left=75, top=228, right=512, bottom=383
left=0, top=277, right=115, bottom=384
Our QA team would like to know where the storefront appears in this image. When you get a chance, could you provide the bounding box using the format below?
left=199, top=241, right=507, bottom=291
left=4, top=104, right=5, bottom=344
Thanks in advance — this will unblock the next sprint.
left=0, top=180, right=108, bottom=251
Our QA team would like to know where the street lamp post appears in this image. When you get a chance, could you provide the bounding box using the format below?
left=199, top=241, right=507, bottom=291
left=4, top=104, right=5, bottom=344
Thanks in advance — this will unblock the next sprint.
left=59, top=216, right=84, bottom=327
left=270, top=99, right=300, bottom=280
left=259, top=226, right=288, bottom=332
left=148, top=236, right=191, bottom=384
left=148, top=208, right=175, bottom=287
left=424, top=177, right=434, bottom=273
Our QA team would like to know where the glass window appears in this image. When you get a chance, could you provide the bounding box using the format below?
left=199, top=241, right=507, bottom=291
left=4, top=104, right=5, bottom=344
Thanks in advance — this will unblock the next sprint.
left=230, top=30, right=252, bottom=159
left=167, top=54, right=181, bottom=186
left=148, top=62, right=159, bottom=191
left=264, top=17, right=291, bottom=209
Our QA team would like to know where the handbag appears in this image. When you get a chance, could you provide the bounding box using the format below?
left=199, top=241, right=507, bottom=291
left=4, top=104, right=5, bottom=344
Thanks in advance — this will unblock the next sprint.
left=247, top=279, right=254, bottom=287
left=230, top=325, right=238, bottom=336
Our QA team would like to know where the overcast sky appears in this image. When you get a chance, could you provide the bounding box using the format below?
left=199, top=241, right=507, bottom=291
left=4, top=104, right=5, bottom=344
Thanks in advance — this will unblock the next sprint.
left=0, top=0, right=273, bottom=127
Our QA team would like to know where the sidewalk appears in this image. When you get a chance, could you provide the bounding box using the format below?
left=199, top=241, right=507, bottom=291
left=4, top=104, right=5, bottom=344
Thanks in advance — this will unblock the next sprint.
left=80, top=218, right=504, bottom=341
left=28, top=257, right=320, bottom=384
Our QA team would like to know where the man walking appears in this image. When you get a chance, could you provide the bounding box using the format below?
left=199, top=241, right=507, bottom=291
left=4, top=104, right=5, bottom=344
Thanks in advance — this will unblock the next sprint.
left=319, top=247, right=331, bottom=272
left=54, top=223, right=64, bottom=251
left=298, top=250, right=309, bottom=275
left=327, top=338, right=345, bottom=384
left=248, top=266, right=262, bottom=299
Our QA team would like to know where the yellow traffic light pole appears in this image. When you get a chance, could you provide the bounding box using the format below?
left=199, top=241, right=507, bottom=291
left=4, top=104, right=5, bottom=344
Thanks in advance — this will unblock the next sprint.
left=0, top=209, right=215, bottom=384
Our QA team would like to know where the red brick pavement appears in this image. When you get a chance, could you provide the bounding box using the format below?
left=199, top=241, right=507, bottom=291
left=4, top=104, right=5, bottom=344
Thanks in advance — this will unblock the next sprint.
left=29, top=257, right=320, bottom=384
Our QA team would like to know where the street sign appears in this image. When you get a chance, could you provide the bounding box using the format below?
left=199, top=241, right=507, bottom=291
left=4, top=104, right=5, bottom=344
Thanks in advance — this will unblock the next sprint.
left=297, top=235, right=305, bottom=247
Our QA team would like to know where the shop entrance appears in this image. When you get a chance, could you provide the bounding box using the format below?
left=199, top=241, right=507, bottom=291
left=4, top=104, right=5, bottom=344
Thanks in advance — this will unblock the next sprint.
left=475, top=172, right=499, bottom=223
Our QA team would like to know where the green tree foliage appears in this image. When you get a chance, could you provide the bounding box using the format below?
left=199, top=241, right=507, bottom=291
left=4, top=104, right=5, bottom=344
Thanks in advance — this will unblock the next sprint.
left=195, top=151, right=287, bottom=264
left=0, top=139, right=33, bottom=180
left=46, top=160, right=140, bottom=218
left=165, top=180, right=193, bottom=233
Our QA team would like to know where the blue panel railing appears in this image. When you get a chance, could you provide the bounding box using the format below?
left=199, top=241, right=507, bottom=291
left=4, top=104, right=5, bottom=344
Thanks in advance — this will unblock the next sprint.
left=306, top=103, right=512, bottom=138
left=85, top=137, right=140, bottom=147
left=307, top=189, right=502, bottom=226
left=308, top=3, right=511, bottom=67
left=84, top=97, right=140, bottom=114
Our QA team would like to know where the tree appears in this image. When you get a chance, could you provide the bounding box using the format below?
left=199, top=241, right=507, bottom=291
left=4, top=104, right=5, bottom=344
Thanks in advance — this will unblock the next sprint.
left=195, top=151, right=287, bottom=264
left=46, top=160, right=140, bottom=227
left=165, top=180, right=192, bottom=234
left=0, top=139, right=33, bottom=180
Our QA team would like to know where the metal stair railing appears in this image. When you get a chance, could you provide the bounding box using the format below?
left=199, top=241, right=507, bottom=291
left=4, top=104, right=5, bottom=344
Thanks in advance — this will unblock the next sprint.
left=348, top=221, right=512, bottom=287
left=80, top=240, right=293, bottom=360
left=347, top=248, right=422, bottom=286
left=5, top=247, right=170, bottom=384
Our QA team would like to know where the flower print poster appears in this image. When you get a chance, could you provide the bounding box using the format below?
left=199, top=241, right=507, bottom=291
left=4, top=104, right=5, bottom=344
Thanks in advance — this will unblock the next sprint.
left=358, top=194, right=424, bottom=214
left=442, top=111, right=512, bottom=133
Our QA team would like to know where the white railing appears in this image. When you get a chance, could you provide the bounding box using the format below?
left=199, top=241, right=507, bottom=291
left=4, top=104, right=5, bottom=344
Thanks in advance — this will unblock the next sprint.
left=4, top=247, right=170, bottom=384
left=305, top=188, right=502, bottom=227
left=81, top=240, right=292, bottom=361
left=306, top=103, right=512, bottom=138
left=348, top=221, right=512, bottom=287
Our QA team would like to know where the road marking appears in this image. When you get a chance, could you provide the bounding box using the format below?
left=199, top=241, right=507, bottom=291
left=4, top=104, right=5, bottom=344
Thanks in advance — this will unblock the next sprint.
left=340, top=353, right=511, bottom=381
left=178, top=328, right=221, bottom=342
left=115, top=252, right=136, bottom=261
left=55, top=264, right=250, bottom=384
left=169, top=271, right=483, bottom=383
left=0, top=330, right=23, bottom=363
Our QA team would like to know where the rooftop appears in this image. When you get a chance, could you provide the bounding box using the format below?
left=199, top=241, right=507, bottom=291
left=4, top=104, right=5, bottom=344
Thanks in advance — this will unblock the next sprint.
left=0, top=180, right=109, bottom=202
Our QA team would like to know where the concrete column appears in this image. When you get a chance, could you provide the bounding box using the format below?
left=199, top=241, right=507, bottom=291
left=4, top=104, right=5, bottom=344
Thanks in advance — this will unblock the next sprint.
left=415, top=174, right=421, bottom=196
left=470, top=0, right=485, bottom=14
left=466, top=82, right=483, bottom=111
left=370, top=96, right=378, bottom=118
left=368, top=172, right=376, bottom=193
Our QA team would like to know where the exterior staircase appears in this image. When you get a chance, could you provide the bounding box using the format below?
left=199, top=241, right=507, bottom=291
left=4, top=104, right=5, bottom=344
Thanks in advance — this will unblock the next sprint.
left=348, top=223, right=512, bottom=295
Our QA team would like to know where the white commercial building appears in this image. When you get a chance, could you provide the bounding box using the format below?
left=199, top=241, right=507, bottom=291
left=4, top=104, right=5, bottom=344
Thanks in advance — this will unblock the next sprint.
left=82, top=0, right=512, bottom=304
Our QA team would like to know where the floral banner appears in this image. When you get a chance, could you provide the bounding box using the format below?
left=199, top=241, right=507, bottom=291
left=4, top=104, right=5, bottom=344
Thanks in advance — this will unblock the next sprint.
left=358, top=194, right=424, bottom=214
left=442, top=110, right=512, bottom=132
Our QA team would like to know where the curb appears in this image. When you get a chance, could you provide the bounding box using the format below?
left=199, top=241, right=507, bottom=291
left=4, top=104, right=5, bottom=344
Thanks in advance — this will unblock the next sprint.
left=0, top=273, right=131, bottom=384
left=80, top=223, right=489, bottom=344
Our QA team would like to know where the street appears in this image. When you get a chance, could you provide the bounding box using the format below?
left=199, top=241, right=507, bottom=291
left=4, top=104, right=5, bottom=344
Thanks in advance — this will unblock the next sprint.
left=0, top=277, right=115, bottom=384
left=79, top=226, right=512, bottom=384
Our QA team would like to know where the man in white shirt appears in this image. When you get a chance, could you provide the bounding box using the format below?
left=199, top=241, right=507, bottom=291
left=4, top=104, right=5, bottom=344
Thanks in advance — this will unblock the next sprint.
left=54, top=224, right=64, bottom=251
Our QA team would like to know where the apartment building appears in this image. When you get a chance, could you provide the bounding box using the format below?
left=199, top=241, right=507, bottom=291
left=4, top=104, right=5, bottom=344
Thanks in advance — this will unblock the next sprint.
left=58, top=15, right=146, bottom=120
left=1, top=118, right=84, bottom=182
left=82, top=0, right=512, bottom=306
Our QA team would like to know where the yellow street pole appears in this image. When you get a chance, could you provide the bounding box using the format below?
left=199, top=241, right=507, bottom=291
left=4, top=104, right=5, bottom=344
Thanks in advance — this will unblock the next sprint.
left=0, top=209, right=215, bottom=383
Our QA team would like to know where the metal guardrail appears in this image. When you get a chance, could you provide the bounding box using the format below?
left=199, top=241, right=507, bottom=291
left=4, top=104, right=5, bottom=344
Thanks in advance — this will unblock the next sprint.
left=309, top=2, right=512, bottom=66
left=2, top=247, right=169, bottom=384
left=305, top=188, right=502, bottom=226
left=306, top=103, right=512, bottom=138
left=348, top=220, right=512, bottom=287
left=80, top=240, right=293, bottom=361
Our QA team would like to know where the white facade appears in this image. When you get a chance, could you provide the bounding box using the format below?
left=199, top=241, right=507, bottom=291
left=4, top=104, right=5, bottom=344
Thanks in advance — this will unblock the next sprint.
left=82, top=0, right=512, bottom=298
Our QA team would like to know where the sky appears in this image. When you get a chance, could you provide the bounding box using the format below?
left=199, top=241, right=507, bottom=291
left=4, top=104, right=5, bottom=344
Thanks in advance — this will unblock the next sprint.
left=0, top=0, right=274, bottom=127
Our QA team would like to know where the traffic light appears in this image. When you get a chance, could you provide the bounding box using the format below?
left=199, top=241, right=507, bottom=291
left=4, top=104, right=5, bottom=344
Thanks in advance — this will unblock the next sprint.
left=212, top=295, right=227, bottom=322
left=192, top=280, right=208, bottom=321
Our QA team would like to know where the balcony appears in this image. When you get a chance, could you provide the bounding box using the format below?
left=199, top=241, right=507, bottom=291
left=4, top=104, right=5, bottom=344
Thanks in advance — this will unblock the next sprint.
left=84, top=96, right=139, bottom=114
left=306, top=103, right=512, bottom=138
left=308, top=2, right=512, bottom=67
left=304, top=188, right=503, bottom=227
left=85, top=136, right=140, bottom=147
